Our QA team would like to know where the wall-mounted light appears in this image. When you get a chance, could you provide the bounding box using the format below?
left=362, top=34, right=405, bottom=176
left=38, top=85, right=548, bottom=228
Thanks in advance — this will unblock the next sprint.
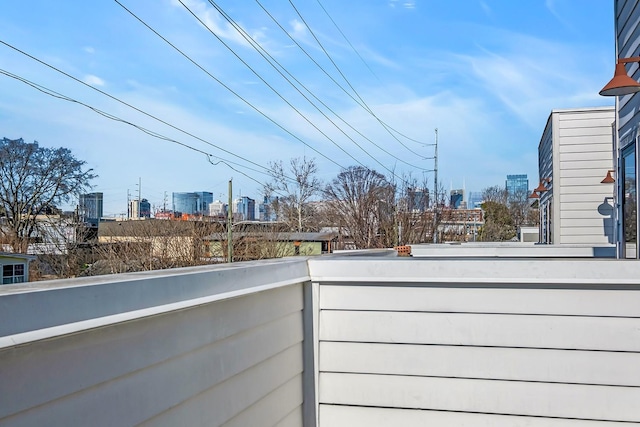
left=528, top=190, right=540, bottom=199
left=534, top=181, right=548, bottom=193
left=600, top=57, right=640, bottom=96
left=601, top=170, right=615, bottom=184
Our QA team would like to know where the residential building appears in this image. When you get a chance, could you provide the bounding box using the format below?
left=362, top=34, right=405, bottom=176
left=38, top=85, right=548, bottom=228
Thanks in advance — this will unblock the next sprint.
left=78, top=192, right=103, bottom=225
left=172, top=192, right=213, bottom=216
left=609, top=0, right=640, bottom=258
left=5, top=252, right=639, bottom=425
left=536, top=107, right=615, bottom=245
left=0, top=252, right=35, bottom=284
left=206, top=231, right=339, bottom=260
left=505, top=174, right=529, bottom=196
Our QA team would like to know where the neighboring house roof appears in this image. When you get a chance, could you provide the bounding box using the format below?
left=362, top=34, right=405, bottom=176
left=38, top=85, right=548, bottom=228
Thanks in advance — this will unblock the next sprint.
left=0, top=252, right=37, bottom=261
left=205, top=232, right=339, bottom=242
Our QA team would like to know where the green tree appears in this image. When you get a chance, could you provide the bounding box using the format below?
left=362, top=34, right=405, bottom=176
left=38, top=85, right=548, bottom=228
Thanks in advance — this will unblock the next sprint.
left=0, top=137, right=95, bottom=253
left=479, top=200, right=516, bottom=241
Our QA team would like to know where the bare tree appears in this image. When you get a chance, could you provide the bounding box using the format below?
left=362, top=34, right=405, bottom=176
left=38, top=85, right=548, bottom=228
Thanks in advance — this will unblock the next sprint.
left=324, top=166, right=396, bottom=249
left=264, top=157, right=321, bottom=232
left=0, top=138, right=95, bottom=253
left=83, top=219, right=218, bottom=276
left=482, top=185, right=509, bottom=204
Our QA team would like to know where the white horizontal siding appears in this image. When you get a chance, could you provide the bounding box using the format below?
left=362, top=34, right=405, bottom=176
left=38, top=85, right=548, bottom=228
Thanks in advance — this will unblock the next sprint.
left=318, top=285, right=640, bottom=317
left=559, top=218, right=611, bottom=228
left=320, top=310, right=640, bottom=351
left=319, top=373, right=640, bottom=422
left=556, top=110, right=614, bottom=123
left=142, top=345, right=303, bottom=427
left=563, top=234, right=617, bottom=244
left=320, top=342, right=640, bottom=386
left=561, top=201, right=613, bottom=211
left=559, top=159, right=615, bottom=170
left=221, top=375, right=303, bottom=427
left=560, top=193, right=612, bottom=203
left=317, top=275, right=640, bottom=425
left=559, top=168, right=613, bottom=178
left=559, top=185, right=612, bottom=195
left=0, top=284, right=305, bottom=427
left=559, top=151, right=614, bottom=162
left=559, top=177, right=614, bottom=186
left=557, top=127, right=612, bottom=138
left=559, top=142, right=613, bottom=153
left=319, top=405, right=632, bottom=427
left=561, top=209, right=612, bottom=219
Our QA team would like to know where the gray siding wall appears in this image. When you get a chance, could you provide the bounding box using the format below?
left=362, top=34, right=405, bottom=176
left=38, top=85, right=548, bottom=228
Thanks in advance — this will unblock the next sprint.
left=311, top=257, right=640, bottom=426
left=617, top=0, right=640, bottom=140
left=0, top=261, right=310, bottom=427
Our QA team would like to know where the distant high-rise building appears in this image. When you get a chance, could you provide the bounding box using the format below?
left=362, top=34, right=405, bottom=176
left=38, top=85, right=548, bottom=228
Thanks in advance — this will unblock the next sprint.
left=259, top=196, right=278, bottom=221
left=172, top=192, right=213, bottom=215
left=407, top=187, right=429, bottom=212
left=139, top=199, right=151, bottom=218
left=127, top=198, right=151, bottom=219
left=467, top=192, right=484, bottom=209
left=506, top=174, right=529, bottom=196
left=450, top=189, right=464, bottom=209
left=208, top=200, right=227, bottom=218
left=79, top=192, right=103, bottom=225
left=233, top=196, right=256, bottom=221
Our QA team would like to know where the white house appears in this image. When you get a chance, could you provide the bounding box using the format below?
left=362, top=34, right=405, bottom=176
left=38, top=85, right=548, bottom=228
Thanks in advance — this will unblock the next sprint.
left=536, top=107, right=616, bottom=245
left=0, top=252, right=35, bottom=284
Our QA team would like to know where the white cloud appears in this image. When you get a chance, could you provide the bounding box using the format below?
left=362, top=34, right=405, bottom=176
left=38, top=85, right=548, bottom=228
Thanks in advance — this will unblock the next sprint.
left=83, top=46, right=95, bottom=54
left=83, top=74, right=105, bottom=86
left=479, top=1, right=492, bottom=18
left=289, top=19, right=307, bottom=39
left=171, top=0, right=264, bottom=48
left=545, top=0, right=574, bottom=32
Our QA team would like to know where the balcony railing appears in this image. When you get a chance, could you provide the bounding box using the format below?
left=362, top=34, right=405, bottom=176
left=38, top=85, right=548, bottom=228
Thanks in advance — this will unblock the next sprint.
left=1, top=249, right=640, bottom=426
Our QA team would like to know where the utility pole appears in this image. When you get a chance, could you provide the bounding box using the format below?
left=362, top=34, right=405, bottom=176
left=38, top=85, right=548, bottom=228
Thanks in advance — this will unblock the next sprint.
left=127, top=189, right=131, bottom=220
left=433, top=128, right=439, bottom=244
left=227, top=179, right=233, bottom=263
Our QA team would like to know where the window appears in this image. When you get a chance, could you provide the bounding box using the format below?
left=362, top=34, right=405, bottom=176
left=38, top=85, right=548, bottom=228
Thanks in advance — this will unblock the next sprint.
left=622, top=144, right=637, bottom=258
left=3, top=263, right=25, bottom=284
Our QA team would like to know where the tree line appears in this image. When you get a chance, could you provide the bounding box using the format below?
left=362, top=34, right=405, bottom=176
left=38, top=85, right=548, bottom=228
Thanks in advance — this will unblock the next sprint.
left=0, top=138, right=538, bottom=279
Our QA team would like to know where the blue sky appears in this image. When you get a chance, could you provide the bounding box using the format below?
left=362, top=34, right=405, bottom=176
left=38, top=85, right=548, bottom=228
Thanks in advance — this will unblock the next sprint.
left=0, top=0, right=615, bottom=216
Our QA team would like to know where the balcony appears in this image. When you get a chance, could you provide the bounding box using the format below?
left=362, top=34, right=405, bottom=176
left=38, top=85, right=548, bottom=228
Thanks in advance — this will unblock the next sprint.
left=1, top=248, right=640, bottom=426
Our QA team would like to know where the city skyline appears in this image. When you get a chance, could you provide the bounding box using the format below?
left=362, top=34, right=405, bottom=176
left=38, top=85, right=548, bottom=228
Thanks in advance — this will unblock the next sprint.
left=0, top=1, right=614, bottom=215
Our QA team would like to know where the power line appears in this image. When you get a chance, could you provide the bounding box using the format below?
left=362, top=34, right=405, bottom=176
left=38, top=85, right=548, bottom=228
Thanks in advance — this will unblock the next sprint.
left=194, top=0, right=428, bottom=176
left=205, top=0, right=430, bottom=173
left=113, top=0, right=347, bottom=171
left=0, top=68, right=273, bottom=180
left=180, top=0, right=372, bottom=172
left=314, top=0, right=378, bottom=80
left=288, top=0, right=428, bottom=155
left=310, top=0, right=432, bottom=147
left=0, top=40, right=291, bottom=177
